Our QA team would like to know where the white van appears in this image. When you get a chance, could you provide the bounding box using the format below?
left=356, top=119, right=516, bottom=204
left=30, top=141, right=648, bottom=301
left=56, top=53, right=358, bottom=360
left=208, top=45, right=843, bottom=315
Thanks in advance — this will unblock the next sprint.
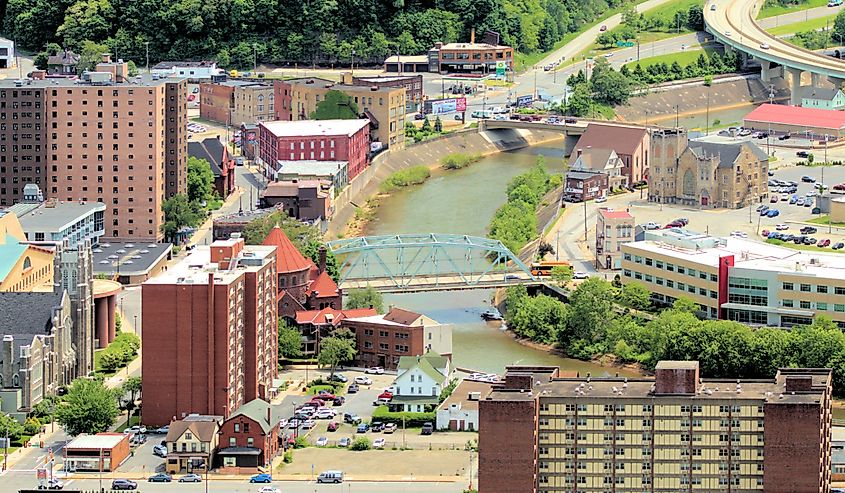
left=471, top=110, right=493, bottom=119
left=317, top=470, right=344, bottom=484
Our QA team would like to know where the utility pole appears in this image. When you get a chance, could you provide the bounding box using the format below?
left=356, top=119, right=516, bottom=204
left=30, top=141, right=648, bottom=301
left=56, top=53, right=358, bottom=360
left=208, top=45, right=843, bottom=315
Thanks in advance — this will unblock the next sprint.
left=351, top=49, right=356, bottom=78
left=675, top=105, right=679, bottom=128
left=583, top=199, right=588, bottom=243
left=705, top=89, right=710, bottom=136
left=145, top=42, right=150, bottom=74
left=253, top=44, right=257, bottom=73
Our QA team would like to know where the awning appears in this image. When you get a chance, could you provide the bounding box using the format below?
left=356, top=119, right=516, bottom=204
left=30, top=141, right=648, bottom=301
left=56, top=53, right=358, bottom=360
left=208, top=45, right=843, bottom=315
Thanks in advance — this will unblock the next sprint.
left=217, top=446, right=261, bottom=456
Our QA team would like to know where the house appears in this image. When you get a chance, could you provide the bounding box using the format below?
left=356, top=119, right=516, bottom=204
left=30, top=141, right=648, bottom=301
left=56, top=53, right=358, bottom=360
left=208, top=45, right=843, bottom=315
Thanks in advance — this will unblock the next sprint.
left=294, top=307, right=377, bottom=356
left=596, top=208, right=635, bottom=270
left=188, top=137, right=236, bottom=198
left=164, top=414, right=223, bottom=473
left=151, top=61, right=223, bottom=80
left=799, top=86, right=845, bottom=110
left=217, top=398, right=284, bottom=473
left=64, top=433, right=130, bottom=472
left=564, top=171, right=607, bottom=202
left=435, top=380, right=492, bottom=431
left=46, top=49, right=79, bottom=75
left=571, top=124, right=651, bottom=185
left=391, top=352, right=452, bottom=413
left=568, top=147, right=628, bottom=192
left=260, top=180, right=333, bottom=222
left=342, top=307, right=451, bottom=370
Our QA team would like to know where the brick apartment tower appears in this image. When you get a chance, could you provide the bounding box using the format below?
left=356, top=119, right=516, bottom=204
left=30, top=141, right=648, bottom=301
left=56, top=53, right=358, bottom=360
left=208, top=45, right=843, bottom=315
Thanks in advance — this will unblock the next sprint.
left=141, top=237, right=277, bottom=425
left=0, top=86, right=47, bottom=205
left=479, top=361, right=832, bottom=493
left=165, top=79, right=188, bottom=198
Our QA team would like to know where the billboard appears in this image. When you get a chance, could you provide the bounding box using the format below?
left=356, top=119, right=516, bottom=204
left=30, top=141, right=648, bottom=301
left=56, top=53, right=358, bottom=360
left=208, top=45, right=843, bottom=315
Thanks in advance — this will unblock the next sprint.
left=516, top=95, right=534, bottom=107
left=424, top=97, right=468, bottom=115
left=496, top=61, right=506, bottom=77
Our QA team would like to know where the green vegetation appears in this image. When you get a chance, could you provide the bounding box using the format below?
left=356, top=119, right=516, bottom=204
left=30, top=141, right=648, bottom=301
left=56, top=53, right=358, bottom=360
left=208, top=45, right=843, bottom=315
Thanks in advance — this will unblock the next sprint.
left=312, top=91, right=359, bottom=120
left=278, top=319, right=303, bottom=360
left=6, top=0, right=635, bottom=71
left=0, top=412, right=25, bottom=442
left=162, top=157, right=223, bottom=243
left=767, top=13, right=837, bottom=36
left=595, top=2, right=703, bottom=52
left=55, top=378, right=120, bottom=436
left=489, top=156, right=562, bottom=253
left=380, top=166, right=432, bottom=193
left=621, top=48, right=740, bottom=85
left=405, top=117, right=448, bottom=143
left=766, top=238, right=845, bottom=253
left=350, top=437, right=372, bottom=451
left=95, top=332, right=140, bottom=374
left=625, top=47, right=715, bottom=69
left=506, top=278, right=845, bottom=396
left=441, top=153, right=482, bottom=170
left=307, top=378, right=346, bottom=394
left=344, top=286, right=385, bottom=313
left=808, top=215, right=845, bottom=226
left=371, top=405, right=436, bottom=427
left=759, top=0, right=828, bottom=19
left=317, top=328, right=357, bottom=378
left=293, top=436, right=309, bottom=449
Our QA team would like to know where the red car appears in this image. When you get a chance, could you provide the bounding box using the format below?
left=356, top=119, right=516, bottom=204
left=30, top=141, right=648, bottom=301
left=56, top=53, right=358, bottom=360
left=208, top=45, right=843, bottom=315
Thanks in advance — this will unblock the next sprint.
left=834, top=183, right=845, bottom=191
left=316, top=391, right=336, bottom=400
left=327, top=422, right=338, bottom=432
left=761, top=230, right=770, bottom=237
left=187, top=94, right=196, bottom=102
left=377, top=391, right=393, bottom=400
left=819, top=239, right=831, bottom=247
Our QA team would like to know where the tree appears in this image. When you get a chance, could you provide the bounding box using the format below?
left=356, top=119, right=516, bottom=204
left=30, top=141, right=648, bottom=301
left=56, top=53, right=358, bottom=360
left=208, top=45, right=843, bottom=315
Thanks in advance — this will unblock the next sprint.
left=597, top=31, right=617, bottom=48
left=509, top=293, right=568, bottom=344
left=395, top=31, right=419, bottom=55
left=672, top=297, right=700, bottom=314
left=55, top=378, right=119, bottom=436
left=566, top=83, right=592, bottom=117
left=590, top=58, right=632, bottom=106
left=434, top=116, right=443, bottom=133
left=77, top=40, right=111, bottom=73
left=421, top=117, right=432, bottom=133
left=566, top=277, right=615, bottom=342
left=241, top=210, right=322, bottom=248
left=0, top=412, right=24, bottom=442
left=318, top=334, right=357, bottom=377
left=161, top=194, right=202, bottom=243
left=187, top=156, right=214, bottom=205
left=687, top=5, right=705, bottom=31
left=278, top=319, right=303, bottom=360
left=311, top=90, right=359, bottom=120
left=345, top=286, right=384, bottom=313
left=836, top=10, right=845, bottom=43
left=302, top=240, right=340, bottom=282
left=620, top=282, right=651, bottom=311
left=120, top=376, right=142, bottom=428
left=550, top=265, right=573, bottom=285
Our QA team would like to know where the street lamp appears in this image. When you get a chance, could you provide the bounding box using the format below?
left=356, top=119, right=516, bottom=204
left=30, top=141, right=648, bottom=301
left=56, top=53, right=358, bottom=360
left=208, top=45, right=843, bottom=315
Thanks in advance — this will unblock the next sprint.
left=252, top=44, right=258, bottom=74
left=351, top=49, right=356, bottom=78
left=144, top=42, right=150, bottom=74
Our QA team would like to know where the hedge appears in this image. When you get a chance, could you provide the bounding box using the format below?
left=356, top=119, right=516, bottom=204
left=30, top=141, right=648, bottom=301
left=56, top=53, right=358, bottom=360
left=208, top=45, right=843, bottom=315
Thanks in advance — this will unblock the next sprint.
left=371, top=405, right=435, bottom=427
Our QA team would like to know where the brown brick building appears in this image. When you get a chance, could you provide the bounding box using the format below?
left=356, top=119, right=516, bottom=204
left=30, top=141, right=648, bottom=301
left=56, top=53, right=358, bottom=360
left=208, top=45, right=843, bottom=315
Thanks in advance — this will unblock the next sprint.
left=165, top=79, right=188, bottom=198
left=479, top=361, right=832, bottom=493
left=0, top=86, right=47, bottom=206
left=199, top=80, right=274, bottom=126
left=217, top=398, right=283, bottom=473
left=141, top=237, right=278, bottom=425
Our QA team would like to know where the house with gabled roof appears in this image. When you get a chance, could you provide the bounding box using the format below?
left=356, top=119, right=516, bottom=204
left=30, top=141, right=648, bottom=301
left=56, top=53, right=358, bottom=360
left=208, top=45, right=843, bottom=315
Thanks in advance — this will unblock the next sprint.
left=217, top=398, right=285, bottom=473
left=390, top=351, right=453, bottom=412
left=164, top=414, right=223, bottom=473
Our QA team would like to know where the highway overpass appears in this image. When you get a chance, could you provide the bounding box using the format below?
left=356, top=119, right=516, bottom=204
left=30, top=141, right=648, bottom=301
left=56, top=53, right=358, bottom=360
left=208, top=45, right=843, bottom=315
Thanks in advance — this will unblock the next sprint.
left=704, top=0, right=845, bottom=104
left=480, top=119, right=653, bottom=135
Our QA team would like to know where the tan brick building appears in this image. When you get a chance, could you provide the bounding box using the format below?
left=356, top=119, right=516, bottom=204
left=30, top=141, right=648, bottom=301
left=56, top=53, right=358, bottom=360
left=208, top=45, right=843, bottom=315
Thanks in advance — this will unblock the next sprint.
left=199, top=80, right=275, bottom=126
left=479, top=362, right=832, bottom=493
left=649, top=130, right=769, bottom=209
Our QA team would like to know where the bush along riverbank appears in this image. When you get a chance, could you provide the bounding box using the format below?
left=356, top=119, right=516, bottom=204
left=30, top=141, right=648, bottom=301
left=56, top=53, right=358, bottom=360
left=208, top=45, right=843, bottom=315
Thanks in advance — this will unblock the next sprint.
left=441, top=152, right=482, bottom=170
left=505, top=278, right=845, bottom=396
left=379, top=165, right=432, bottom=193
left=488, top=156, right=562, bottom=253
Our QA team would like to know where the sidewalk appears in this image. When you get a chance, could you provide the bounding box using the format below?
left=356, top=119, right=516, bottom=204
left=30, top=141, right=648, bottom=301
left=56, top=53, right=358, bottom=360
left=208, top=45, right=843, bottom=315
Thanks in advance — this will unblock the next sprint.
left=60, top=472, right=464, bottom=482
left=1, top=425, right=66, bottom=472
left=186, top=186, right=246, bottom=248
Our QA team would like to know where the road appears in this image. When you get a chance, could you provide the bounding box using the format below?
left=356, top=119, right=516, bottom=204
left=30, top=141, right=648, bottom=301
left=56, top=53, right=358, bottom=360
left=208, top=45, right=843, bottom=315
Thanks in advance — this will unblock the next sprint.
left=706, top=0, right=845, bottom=78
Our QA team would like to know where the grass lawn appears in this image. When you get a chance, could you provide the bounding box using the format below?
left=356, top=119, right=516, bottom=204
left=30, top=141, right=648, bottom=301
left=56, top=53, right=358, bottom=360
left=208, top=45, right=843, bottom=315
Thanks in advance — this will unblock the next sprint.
left=622, top=47, right=716, bottom=69
left=808, top=215, right=845, bottom=226
left=206, top=198, right=223, bottom=211
left=307, top=384, right=344, bottom=396
left=759, top=0, right=830, bottom=18
left=767, top=13, right=837, bottom=35
left=767, top=237, right=845, bottom=252
left=115, top=414, right=141, bottom=433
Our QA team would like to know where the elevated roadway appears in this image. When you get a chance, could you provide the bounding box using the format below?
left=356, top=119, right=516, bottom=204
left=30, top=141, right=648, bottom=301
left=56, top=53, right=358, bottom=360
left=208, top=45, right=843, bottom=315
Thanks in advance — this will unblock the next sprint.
left=705, top=0, right=845, bottom=103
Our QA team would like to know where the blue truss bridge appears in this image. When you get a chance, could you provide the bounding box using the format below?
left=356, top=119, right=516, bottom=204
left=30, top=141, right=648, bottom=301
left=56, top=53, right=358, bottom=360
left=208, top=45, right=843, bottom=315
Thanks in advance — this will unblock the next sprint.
left=326, top=234, right=541, bottom=293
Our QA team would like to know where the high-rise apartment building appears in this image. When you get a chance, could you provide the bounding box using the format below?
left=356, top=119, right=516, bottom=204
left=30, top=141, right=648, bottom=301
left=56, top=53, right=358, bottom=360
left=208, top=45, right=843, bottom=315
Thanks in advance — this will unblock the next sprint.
left=479, top=361, right=832, bottom=493
left=141, top=236, right=278, bottom=425
left=0, top=56, right=187, bottom=239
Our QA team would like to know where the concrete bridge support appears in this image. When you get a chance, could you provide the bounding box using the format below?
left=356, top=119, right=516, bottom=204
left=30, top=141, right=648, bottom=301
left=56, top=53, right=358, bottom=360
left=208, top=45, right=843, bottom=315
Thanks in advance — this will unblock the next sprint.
left=812, top=73, right=821, bottom=86
left=830, top=76, right=845, bottom=90
left=760, top=61, right=772, bottom=82
left=786, top=67, right=804, bottom=105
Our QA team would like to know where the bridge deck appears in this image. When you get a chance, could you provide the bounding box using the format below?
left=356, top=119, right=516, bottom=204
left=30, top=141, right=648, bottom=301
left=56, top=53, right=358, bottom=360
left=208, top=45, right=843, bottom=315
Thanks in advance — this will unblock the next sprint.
left=339, top=274, right=542, bottom=293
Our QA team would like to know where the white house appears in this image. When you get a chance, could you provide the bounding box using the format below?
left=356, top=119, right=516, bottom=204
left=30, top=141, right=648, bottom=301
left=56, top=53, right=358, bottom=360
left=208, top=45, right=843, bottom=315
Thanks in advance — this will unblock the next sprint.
left=151, top=61, right=223, bottom=80
left=435, top=380, right=492, bottom=431
left=391, top=352, right=451, bottom=413
left=0, top=37, right=14, bottom=69
left=569, top=147, right=628, bottom=191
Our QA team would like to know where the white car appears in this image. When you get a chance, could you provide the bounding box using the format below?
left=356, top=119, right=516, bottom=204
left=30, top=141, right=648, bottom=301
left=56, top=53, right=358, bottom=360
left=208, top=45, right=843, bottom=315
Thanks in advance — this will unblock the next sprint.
left=365, top=367, right=385, bottom=375
left=354, top=376, right=372, bottom=385
left=595, top=196, right=607, bottom=203
left=760, top=43, right=770, bottom=50
left=316, top=436, right=328, bottom=447
left=573, top=272, right=589, bottom=280
left=776, top=224, right=789, bottom=230
left=645, top=222, right=661, bottom=230
left=124, top=425, right=147, bottom=435
left=315, top=409, right=337, bottom=419
left=730, top=231, right=749, bottom=238
left=257, top=487, right=280, bottom=493
left=373, top=438, right=386, bottom=449
left=301, top=420, right=316, bottom=430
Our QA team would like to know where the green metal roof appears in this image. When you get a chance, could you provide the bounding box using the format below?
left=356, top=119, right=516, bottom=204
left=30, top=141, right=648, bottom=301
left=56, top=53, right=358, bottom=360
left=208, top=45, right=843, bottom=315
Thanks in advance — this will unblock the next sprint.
left=0, top=242, right=27, bottom=282
left=398, top=352, right=448, bottom=383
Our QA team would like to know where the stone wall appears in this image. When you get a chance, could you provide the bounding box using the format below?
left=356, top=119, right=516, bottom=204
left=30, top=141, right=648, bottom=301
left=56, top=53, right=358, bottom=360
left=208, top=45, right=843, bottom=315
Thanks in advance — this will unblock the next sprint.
left=326, top=127, right=564, bottom=238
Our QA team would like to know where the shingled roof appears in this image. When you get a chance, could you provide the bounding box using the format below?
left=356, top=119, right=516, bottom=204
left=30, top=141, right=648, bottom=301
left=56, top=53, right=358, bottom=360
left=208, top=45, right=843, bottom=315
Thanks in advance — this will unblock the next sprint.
left=0, top=291, right=63, bottom=337
left=262, top=226, right=312, bottom=274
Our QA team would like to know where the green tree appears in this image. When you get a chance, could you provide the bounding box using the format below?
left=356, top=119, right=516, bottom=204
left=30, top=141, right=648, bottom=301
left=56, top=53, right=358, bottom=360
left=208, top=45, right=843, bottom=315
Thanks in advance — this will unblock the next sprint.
left=622, top=6, right=642, bottom=32
left=161, top=194, right=202, bottom=243
left=55, top=378, right=119, bottom=436
left=596, top=31, right=617, bottom=48
left=301, top=240, right=340, bottom=282
left=344, top=286, right=384, bottom=313
left=550, top=265, right=573, bottom=285
left=567, top=277, right=615, bottom=342
left=187, top=156, right=214, bottom=205
left=509, top=293, right=568, bottom=344
left=566, top=83, right=592, bottom=117
left=369, top=31, right=390, bottom=62
left=311, top=90, right=359, bottom=120
left=590, top=58, right=632, bottom=106
left=687, top=5, right=704, bottom=31
left=395, top=31, right=419, bottom=54
left=421, top=117, right=432, bottom=133
left=241, top=210, right=322, bottom=248
left=0, top=412, right=25, bottom=442
left=620, top=282, right=651, bottom=311
left=77, top=39, right=111, bottom=73
left=278, top=319, right=303, bottom=359
left=318, top=334, right=357, bottom=377
left=56, top=0, right=114, bottom=50
left=434, top=116, right=443, bottom=133
left=122, top=376, right=142, bottom=405
left=672, top=297, right=700, bottom=314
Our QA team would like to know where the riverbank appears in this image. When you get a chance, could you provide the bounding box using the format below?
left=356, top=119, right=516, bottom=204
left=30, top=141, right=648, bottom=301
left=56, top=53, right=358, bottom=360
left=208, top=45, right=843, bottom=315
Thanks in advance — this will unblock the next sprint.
left=328, top=128, right=565, bottom=239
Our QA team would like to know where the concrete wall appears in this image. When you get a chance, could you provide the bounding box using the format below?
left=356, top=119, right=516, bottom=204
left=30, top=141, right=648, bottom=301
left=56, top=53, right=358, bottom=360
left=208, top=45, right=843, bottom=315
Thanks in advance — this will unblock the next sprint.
left=326, top=127, right=564, bottom=238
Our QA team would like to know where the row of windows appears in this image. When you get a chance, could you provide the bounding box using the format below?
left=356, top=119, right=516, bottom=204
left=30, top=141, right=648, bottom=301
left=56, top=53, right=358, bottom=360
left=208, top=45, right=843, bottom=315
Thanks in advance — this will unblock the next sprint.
left=624, top=253, right=718, bottom=282
left=783, top=282, right=845, bottom=295
left=782, top=300, right=845, bottom=312
left=623, top=270, right=717, bottom=299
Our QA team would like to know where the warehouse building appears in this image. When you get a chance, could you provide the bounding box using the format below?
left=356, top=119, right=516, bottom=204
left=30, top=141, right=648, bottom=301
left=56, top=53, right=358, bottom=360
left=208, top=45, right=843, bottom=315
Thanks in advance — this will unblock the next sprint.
left=743, top=103, right=845, bottom=140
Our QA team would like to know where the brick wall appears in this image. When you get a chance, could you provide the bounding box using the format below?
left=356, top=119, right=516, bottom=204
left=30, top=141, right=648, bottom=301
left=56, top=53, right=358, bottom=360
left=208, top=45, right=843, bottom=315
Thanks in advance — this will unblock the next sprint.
left=478, top=398, right=536, bottom=493
left=764, top=402, right=825, bottom=493
left=654, top=367, right=699, bottom=395
left=200, top=84, right=233, bottom=125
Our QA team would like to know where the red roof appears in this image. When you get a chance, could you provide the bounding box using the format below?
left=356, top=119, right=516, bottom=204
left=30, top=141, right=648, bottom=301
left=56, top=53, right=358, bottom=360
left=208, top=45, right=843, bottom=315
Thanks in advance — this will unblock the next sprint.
left=599, top=209, right=633, bottom=219
left=307, top=270, right=338, bottom=298
left=744, top=103, right=845, bottom=131
left=262, top=226, right=312, bottom=274
left=295, top=307, right=377, bottom=325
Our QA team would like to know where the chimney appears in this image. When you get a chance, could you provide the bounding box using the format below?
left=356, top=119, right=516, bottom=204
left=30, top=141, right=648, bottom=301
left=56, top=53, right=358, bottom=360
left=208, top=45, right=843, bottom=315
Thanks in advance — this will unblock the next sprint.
left=101, top=53, right=111, bottom=64
left=318, top=246, right=327, bottom=274
left=576, top=148, right=582, bottom=157
left=470, top=28, right=476, bottom=44
left=266, top=405, right=271, bottom=425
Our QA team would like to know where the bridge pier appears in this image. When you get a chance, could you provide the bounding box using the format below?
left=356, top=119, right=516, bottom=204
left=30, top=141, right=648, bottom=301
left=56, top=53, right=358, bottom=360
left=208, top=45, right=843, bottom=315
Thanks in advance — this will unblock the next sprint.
left=830, top=76, right=845, bottom=89
left=760, top=61, right=772, bottom=83
left=812, top=72, right=822, bottom=87
left=786, top=67, right=804, bottom=106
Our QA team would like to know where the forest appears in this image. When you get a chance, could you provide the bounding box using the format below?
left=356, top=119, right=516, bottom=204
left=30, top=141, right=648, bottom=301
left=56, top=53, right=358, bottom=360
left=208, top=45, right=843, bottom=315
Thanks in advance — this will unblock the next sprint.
left=3, top=0, right=630, bottom=69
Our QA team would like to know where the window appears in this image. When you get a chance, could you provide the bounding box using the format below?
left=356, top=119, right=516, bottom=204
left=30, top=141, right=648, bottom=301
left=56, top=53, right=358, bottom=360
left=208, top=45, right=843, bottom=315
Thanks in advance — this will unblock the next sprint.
left=800, top=301, right=811, bottom=309
left=801, top=284, right=811, bottom=292
left=835, top=287, right=845, bottom=295
left=247, top=437, right=254, bottom=447
left=818, top=302, right=828, bottom=311
left=818, top=285, right=828, bottom=294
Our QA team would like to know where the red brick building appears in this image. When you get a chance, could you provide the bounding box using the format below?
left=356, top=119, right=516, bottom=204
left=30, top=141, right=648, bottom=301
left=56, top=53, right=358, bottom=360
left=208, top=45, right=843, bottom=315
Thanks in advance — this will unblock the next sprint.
left=572, top=123, right=651, bottom=185
left=141, top=237, right=278, bottom=426
left=564, top=170, right=607, bottom=202
left=217, top=398, right=283, bottom=473
left=188, top=137, right=236, bottom=198
left=341, top=307, right=451, bottom=370
left=478, top=362, right=832, bottom=493
left=294, top=307, right=377, bottom=356
left=257, top=119, right=370, bottom=180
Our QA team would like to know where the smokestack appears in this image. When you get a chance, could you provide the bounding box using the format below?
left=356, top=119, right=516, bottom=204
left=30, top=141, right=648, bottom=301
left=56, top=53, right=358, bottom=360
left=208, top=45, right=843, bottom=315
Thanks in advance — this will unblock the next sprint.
left=101, top=53, right=111, bottom=64
left=471, top=28, right=476, bottom=44
left=318, top=246, right=327, bottom=274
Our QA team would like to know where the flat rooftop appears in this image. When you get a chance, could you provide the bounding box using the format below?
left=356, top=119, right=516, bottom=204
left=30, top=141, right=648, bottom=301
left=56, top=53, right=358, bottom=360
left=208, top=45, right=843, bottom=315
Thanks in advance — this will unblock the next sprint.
left=0, top=72, right=183, bottom=88
left=383, top=55, right=429, bottom=64
left=274, top=160, right=347, bottom=177
left=438, top=42, right=510, bottom=50
left=286, top=77, right=401, bottom=94
left=625, top=230, right=845, bottom=280
left=6, top=201, right=105, bottom=232
left=744, top=103, right=845, bottom=131
left=147, top=243, right=275, bottom=285
left=92, top=241, right=172, bottom=277
left=261, top=119, right=369, bottom=138
left=66, top=433, right=126, bottom=450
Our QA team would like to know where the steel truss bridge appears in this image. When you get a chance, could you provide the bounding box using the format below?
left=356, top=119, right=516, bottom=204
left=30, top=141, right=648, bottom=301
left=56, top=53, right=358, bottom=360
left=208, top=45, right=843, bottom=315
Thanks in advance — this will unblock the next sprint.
left=326, top=234, right=540, bottom=293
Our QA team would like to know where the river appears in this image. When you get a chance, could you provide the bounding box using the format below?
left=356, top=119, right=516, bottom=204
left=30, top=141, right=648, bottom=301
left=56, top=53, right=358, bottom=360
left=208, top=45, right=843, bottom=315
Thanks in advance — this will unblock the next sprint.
left=364, top=142, right=639, bottom=377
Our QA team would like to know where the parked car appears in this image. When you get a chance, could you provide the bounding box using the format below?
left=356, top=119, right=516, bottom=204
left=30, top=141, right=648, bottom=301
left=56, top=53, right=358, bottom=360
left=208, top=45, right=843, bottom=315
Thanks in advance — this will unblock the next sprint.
left=347, top=384, right=359, bottom=394
left=332, top=396, right=345, bottom=406
left=148, top=473, right=172, bottom=483
left=833, top=242, right=844, bottom=250
left=365, top=367, right=385, bottom=375
left=793, top=235, right=806, bottom=244
left=377, top=391, right=394, bottom=400
left=152, top=425, right=169, bottom=434
left=315, top=409, right=337, bottom=419
left=250, top=473, right=273, bottom=483
left=819, top=239, right=831, bottom=247
left=757, top=205, right=769, bottom=213
left=573, top=271, right=589, bottom=279
left=327, top=422, right=339, bottom=432
left=38, top=479, right=65, bottom=490
left=329, top=374, right=348, bottom=383
left=356, top=423, right=370, bottom=433
left=124, top=425, right=147, bottom=435
left=316, top=436, right=328, bottom=447
left=384, top=423, right=397, bottom=434
left=256, top=487, right=280, bottom=493
left=371, top=421, right=385, bottom=432
left=800, top=226, right=818, bottom=234
left=762, top=230, right=771, bottom=237
left=812, top=207, right=822, bottom=215
left=373, top=397, right=391, bottom=406
left=778, top=134, right=791, bottom=141
left=153, top=444, right=167, bottom=457
left=776, top=224, right=789, bottom=230
left=179, top=474, right=202, bottom=483
left=796, top=151, right=810, bottom=158
left=802, top=175, right=816, bottom=183
left=317, top=471, right=344, bottom=484
left=796, top=198, right=806, bottom=206
left=730, top=231, right=748, bottom=238
left=301, top=420, right=316, bottom=430
left=317, top=390, right=336, bottom=399
left=804, top=237, right=818, bottom=245
left=339, top=437, right=352, bottom=447
left=767, top=209, right=780, bottom=217
left=373, top=438, right=386, bottom=448
left=645, top=222, right=660, bottom=230
left=674, top=218, right=689, bottom=226
left=344, top=413, right=362, bottom=424
left=111, top=480, right=138, bottom=490
left=421, top=422, right=434, bottom=435
left=770, top=195, right=779, bottom=203
left=354, top=376, right=373, bottom=385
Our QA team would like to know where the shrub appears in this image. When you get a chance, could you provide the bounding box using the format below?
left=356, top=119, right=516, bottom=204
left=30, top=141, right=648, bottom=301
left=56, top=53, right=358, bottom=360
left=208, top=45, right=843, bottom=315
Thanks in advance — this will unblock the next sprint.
left=441, top=153, right=481, bottom=170
left=371, top=406, right=436, bottom=427
left=350, top=437, right=371, bottom=451
left=293, top=436, right=309, bottom=449
left=379, top=166, right=431, bottom=193
left=23, top=417, right=41, bottom=436
left=283, top=450, right=293, bottom=463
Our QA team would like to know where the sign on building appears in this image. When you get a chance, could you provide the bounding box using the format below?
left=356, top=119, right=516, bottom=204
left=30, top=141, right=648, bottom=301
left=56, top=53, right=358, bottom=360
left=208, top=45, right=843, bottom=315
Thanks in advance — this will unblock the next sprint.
left=495, top=61, right=506, bottom=77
